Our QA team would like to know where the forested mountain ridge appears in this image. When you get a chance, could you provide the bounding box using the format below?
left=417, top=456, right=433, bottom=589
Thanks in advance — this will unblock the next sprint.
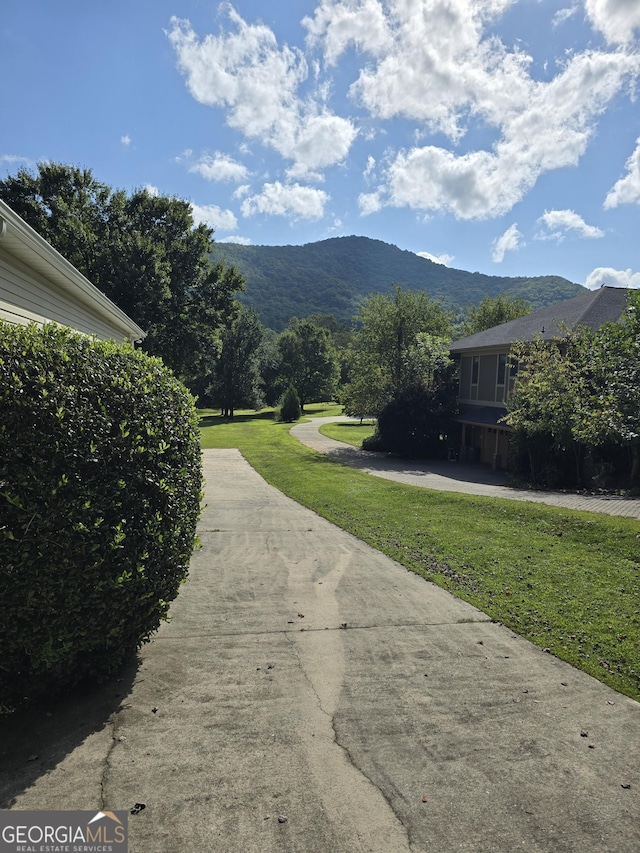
left=210, top=235, right=583, bottom=331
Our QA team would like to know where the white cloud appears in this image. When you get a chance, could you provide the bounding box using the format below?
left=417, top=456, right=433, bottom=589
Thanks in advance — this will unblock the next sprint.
left=604, top=137, right=640, bottom=207
left=537, top=209, right=604, bottom=240
left=303, top=0, right=392, bottom=66
left=218, top=235, right=253, bottom=245
left=0, top=154, right=33, bottom=166
left=167, top=2, right=640, bottom=222
left=358, top=190, right=383, bottom=215
left=189, top=152, right=249, bottom=183
left=492, top=223, right=523, bottom=263
left=363, top=156, right=376, bottom=180
left=585, top=267, right=640, bottom=289
left=144, top=184, right=160, bottom=197
left=288, top=113, right=357, bottom=173
left=167, top=11, right=358, bottom=177
left=336, top=0, right=534, bottom=141
left=417, top=251, right=454, bottom=266
left=121, top=135, right=131, bottom=146
left=374, top=47, right=640, bottom=219
left=553, top=5, right=579, bottom=27
left=241, top=181, right=329, bottom=219
left=301, top=0, right=640, bottom=220
left=190, top=203, right=238, bottom=231
left=585, top=0, right=640, bottom=45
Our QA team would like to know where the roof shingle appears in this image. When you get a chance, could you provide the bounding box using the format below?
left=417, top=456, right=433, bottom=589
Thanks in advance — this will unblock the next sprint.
left=450, top=286, right=629, bottom=352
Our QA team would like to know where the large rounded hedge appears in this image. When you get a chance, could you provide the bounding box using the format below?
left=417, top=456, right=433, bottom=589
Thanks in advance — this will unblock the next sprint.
left=0, top=323, right=202, bottom=711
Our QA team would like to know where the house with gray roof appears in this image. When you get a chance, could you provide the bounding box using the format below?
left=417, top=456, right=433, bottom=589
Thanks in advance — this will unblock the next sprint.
left=449, top=286, right=630, bottom=469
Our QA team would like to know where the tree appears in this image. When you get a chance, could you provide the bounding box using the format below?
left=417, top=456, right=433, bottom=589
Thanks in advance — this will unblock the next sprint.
left=279, top=385, right=302, bottom=422
left=572, top=291, right=640, bottom=485
left=257, top=331, right=285, bottom=407
left=304, top=312, right=354, bottom=385
left=363, top=381, right=458, bottom=458
left=503, top=335, right=588, bottom=486
left=277, top=319, right=340, bottom=410
left=459, top=294, right=531, bottom=337
left=346, top=286, right=452, bottom=414
left=208, top=306, right=265, bottom=417
left=504, top=292, right=640, bottom=487
left=304, top=313, right=353, bottom=350
left=0, top=163, right=244, bottom=386
left=342, top=332, right=453, bottom=422
left=341, top=364, right=386, bottom=423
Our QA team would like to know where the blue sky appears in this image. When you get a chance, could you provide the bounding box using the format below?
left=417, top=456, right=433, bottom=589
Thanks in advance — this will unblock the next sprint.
left=2, top=0, right=640, bottom=289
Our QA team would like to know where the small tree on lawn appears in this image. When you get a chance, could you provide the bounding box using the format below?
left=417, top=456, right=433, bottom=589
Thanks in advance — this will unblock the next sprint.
left=279, top=385, right=302, bottom=422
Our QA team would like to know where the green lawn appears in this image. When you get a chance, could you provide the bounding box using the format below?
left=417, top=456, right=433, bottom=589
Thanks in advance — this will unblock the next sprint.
left=318, top=420, right=376, bottom=447
left=199, top=405, right=640, bottom=701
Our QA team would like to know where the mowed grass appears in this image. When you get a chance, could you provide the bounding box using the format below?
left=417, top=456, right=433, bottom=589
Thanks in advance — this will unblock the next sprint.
left=199, top=405, right=640, bottom=701
left=319, top=420, right=376, bottom=446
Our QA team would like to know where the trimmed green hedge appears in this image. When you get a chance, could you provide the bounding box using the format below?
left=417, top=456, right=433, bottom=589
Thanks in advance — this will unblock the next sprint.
left=0, top=323, right=202, bottom=711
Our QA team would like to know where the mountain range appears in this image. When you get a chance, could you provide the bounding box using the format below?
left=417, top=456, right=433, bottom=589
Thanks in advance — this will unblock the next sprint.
left=210, top=235, right=583, bottom=331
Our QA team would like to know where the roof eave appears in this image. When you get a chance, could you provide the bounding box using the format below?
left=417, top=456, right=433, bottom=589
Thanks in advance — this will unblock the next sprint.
left=0, top=200, right=146, bottom=342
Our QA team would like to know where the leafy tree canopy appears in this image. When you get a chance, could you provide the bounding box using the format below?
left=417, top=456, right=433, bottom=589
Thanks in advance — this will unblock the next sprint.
left=504, top=290, right=640, bottom=487
left=363, top=381, right=458, bottom=459
left=207, top=305, right=265, bottom=417
left=344, top=286, right=453, bottom=415
left=0, top=162, right=244, bottom=386
left=458, top=293, right=532, bottom=338
left=277, top=319, right=340, bottom=410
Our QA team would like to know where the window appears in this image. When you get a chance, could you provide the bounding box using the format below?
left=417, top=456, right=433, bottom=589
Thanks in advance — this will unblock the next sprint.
left=496, top=353, right=507, bottom=401
left=497, top=353, right=507, bottom=386
left=470, top=355, right=479, bottom=400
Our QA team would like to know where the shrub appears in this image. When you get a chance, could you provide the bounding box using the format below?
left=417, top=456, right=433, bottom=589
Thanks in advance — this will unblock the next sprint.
left=0, top=323, right=202, bottom=711
left=278, top=384, right=302, bottom=422
left=363, top=382, right=457, bottom=458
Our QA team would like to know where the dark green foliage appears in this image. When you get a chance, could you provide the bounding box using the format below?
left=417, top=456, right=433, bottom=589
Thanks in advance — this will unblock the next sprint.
left=0, top=323, right=202, bottom=711
left=505, top=291, right=640, bottom=489
left=344, top=286, right=454, bottom=416
left=363, top=382, right=458, bottom=458
left=257, top=332, right=285, bottom=407
left=211, top=236, right=581, bottom=331
left=279, top=385, right=302, bottom=422
left=458, top=293, right=531, bottom=337
left=207, top=305, right=265, bottom=417
left=277, top=320, right=340, bottom=409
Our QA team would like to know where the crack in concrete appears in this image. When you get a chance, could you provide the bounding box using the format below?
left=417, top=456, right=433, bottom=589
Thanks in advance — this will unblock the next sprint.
left=284, top=629, right=412, bottom=851
left=153, top=617, right=494, bottom=641
left=284, top=630, right=332, bottom=722
left=99, top=713, right=123, bottom=810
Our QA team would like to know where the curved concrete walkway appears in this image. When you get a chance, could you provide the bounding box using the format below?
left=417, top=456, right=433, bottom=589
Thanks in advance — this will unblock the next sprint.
left=292, top=417, right=640, bottom=519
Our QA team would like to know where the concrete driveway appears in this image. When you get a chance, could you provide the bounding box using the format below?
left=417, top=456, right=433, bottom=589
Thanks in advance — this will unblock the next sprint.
left=2, top=449, right=638, bottom=852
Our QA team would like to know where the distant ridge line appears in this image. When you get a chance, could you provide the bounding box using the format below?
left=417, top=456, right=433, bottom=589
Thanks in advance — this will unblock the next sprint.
left=211, top=234, right=582, bottom=331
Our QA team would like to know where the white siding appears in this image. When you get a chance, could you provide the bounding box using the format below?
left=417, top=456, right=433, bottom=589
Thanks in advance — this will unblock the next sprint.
left=0, top=247, right=134, bottom=343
